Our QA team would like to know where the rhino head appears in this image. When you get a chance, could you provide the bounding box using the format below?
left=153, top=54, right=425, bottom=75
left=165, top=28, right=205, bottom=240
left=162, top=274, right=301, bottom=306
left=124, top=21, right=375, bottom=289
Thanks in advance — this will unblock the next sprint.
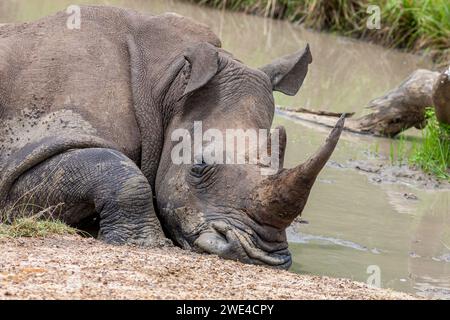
left=155, top=43, right=344, bottom=269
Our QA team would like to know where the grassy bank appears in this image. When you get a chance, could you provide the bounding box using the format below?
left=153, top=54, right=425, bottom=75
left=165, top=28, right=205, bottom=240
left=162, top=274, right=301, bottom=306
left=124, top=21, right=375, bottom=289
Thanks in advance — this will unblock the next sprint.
left=410, top=109, right=450, bottom=179
left=188, top=0, right=449, bottom=64
left=391, top=109, right=450, bottom=180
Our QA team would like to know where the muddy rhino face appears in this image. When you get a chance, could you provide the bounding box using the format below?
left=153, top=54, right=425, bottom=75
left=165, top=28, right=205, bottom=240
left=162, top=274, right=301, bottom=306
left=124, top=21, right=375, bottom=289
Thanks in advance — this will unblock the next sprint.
left=156, top=43, right=344, bottom=269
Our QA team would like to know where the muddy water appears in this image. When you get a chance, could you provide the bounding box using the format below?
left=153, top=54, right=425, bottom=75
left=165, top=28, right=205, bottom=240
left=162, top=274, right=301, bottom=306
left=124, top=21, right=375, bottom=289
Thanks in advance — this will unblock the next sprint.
left=2, top=0, right=449, bottom=299
left=280, top=117, right=450, bottom=299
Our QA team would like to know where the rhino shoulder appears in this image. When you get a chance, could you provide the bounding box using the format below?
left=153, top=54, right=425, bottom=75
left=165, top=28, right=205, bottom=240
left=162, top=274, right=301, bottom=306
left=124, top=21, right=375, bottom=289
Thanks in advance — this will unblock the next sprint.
left=157, top=12, right=222, bottom=48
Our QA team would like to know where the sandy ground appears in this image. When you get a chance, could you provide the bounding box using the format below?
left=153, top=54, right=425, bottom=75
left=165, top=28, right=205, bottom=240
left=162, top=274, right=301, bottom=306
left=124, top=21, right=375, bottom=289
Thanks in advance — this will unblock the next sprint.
left=0, top=235, right=416, bottom=300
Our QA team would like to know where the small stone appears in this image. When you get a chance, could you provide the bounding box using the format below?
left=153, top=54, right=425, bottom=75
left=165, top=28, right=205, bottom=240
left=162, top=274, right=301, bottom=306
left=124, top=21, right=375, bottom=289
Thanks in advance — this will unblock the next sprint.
left=403, top=193, right=418, bottom=200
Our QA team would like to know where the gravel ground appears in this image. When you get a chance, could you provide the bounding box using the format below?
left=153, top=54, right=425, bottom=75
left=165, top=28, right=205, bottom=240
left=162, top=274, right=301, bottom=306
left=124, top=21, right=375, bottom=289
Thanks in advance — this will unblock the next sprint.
left=0, top=235, right=416, bottom=300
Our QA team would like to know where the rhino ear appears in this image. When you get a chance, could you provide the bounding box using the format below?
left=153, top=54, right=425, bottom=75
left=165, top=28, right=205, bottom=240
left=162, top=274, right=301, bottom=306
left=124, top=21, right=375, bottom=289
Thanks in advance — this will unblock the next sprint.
left=183, top=42, right=219, bottom=96
left=259, top=44, right=312, bottom=96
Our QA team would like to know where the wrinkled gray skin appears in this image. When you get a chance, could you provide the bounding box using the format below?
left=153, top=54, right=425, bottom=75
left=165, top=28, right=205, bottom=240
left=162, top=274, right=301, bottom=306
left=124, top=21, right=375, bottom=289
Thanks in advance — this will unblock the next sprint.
left=0, top=6, right=344, bottom=268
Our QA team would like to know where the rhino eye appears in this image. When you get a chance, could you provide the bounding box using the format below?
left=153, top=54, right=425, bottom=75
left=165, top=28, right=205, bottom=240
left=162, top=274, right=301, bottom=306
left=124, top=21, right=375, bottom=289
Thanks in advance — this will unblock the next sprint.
left=190, top=161, right=211, bottom=176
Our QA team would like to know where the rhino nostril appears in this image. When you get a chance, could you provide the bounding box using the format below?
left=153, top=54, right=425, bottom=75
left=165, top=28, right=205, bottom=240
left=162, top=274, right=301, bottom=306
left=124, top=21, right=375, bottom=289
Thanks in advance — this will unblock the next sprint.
left=194, top=230, right=230, bottom=255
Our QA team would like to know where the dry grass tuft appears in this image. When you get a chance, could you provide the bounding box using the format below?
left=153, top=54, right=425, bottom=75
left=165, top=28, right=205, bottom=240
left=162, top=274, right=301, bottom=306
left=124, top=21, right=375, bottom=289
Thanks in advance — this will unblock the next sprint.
left=0, top=203, right=78, bottom=238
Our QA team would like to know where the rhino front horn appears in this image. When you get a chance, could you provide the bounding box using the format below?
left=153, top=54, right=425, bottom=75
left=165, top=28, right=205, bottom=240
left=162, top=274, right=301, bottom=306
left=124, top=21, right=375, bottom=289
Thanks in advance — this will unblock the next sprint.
left=253, top=115, right=345, bottom=229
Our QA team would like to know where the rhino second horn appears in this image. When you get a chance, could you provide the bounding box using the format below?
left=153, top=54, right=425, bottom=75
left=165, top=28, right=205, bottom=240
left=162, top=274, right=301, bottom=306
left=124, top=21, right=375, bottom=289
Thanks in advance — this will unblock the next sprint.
left=253, top=115, right=345, bottom=228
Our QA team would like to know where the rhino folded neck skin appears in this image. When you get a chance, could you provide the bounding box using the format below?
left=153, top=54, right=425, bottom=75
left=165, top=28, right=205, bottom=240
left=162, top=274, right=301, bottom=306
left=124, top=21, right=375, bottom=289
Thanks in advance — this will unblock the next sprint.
left=155, top=42, right=345, bottom=269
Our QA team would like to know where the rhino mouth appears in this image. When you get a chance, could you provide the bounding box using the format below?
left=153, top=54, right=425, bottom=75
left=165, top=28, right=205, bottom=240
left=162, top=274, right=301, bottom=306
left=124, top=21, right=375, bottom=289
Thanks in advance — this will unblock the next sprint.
left=194, top=220, right=292, bottom=269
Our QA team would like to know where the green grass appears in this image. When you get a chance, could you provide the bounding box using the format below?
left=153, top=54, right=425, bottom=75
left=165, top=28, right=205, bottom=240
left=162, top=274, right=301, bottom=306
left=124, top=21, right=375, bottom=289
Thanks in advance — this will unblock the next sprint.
left=388, top=108, right=450, bottom=179
left=409, top=108, right=450, bottom=179
left=0, top=204, right=78, bottom=238
left=389, top=133, right=408, bottom=165
left=188, top=0, right=450, bottom=63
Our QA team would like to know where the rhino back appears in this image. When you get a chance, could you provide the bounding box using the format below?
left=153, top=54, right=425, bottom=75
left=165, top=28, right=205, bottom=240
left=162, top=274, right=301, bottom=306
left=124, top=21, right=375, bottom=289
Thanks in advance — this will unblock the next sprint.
left=0, top=6, right=142, bottom=170
left=0, top=5, right=222, bottom=193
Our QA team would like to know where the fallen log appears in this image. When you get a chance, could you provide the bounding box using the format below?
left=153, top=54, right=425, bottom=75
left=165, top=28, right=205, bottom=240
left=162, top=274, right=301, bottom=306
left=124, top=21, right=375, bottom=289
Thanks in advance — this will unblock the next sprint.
left=275, top=107, right=365, bottom=134
left=355, top=69, right=439, bottom=136
left=277, top=67, right=449, bottom=136
left=276, top=106, right=354, bottom=118
left=433, top=66, right=450, bottom=125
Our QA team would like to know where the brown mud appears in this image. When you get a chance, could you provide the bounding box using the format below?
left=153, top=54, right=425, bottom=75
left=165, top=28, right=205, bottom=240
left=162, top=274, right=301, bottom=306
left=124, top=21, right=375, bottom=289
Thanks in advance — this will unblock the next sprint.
left=327, top=159, right=450, bottom=190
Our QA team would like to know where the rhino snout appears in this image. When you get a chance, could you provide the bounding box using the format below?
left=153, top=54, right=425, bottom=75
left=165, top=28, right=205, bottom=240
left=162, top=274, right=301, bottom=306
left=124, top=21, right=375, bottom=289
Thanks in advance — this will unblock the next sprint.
left=194, top=221, right=292, bottom=269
